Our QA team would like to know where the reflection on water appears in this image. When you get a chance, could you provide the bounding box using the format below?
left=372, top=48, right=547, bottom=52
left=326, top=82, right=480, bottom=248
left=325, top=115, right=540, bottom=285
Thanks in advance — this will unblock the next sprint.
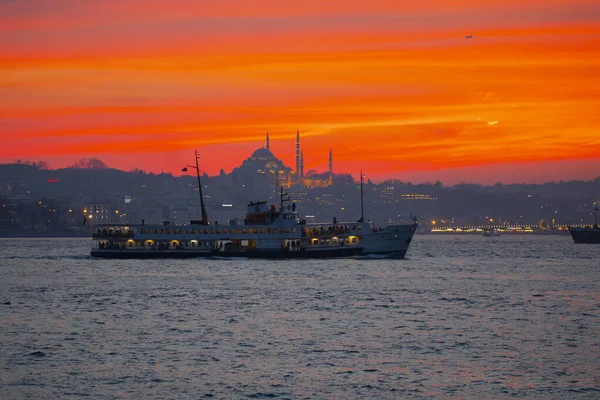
left=0, top=236, right=598, bottom=398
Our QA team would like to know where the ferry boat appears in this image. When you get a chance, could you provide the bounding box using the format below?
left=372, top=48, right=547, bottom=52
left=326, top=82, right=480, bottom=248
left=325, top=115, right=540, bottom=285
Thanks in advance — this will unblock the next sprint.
left=90, top=155, right=418, bottom=259
left=569, top=204, right=600, bottom=244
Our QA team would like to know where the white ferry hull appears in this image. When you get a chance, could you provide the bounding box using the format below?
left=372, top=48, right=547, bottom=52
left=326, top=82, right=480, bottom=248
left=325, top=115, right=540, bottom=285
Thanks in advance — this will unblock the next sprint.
left=361, top=224, right=417, bottom=258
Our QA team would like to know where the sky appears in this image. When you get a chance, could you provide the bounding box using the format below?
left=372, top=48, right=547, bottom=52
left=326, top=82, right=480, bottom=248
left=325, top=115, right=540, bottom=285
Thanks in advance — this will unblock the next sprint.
left=1, top=0, right=599, bottom=185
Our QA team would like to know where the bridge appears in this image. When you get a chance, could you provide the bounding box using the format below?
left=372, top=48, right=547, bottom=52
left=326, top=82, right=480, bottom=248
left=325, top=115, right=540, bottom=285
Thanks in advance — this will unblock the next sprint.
left=427, top=223, right=583, bottom=234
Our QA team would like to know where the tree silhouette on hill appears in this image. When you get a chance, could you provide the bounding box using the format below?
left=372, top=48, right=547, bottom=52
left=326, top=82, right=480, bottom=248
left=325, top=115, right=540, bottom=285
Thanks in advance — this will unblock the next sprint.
left=70, top=158, right=108, bottom=169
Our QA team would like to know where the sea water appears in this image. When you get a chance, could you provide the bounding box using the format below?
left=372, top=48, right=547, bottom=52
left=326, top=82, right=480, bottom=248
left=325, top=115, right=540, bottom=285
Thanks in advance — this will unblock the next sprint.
left=0, top=235, right=598, bottom=399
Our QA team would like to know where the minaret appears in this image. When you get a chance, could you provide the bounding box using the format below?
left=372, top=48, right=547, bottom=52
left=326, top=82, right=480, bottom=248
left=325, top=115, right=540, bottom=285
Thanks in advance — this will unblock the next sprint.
left=328, top=148, right=333, bottom=184
left=300, top=150, right=304, bottom=178
left=266, top=131, right=270, bottom=151
left=295, top=130, right=301, bottom=180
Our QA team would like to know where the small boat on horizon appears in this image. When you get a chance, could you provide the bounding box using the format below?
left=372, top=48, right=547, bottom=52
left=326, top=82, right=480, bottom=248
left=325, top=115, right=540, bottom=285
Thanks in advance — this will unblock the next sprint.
left=483, top=228, right=500, bottom=237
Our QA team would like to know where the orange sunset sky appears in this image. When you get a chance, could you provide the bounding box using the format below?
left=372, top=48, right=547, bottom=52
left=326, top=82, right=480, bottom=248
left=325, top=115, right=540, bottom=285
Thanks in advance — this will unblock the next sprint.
left=1, top=0, right=599, bottom=184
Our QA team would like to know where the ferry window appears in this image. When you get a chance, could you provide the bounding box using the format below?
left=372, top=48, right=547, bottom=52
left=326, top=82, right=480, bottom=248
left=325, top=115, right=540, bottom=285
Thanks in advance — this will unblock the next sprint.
left=260, top=228, right=265, bottom=233
left=351, top=237, right=356, bottom=243
left=285, top=228, right=290, bottom=233
left=292, top=228, right=296, bottom=233
left=279, top=228, right=284, bottom=233
left=210, top=229, right=214, bottom=234
left=266, top=228, right=271, bottom=233
left=229, top=229, right=233, bottom=234
left=248, top=228, right=253, bottom=234
left=242, top=229, right=247, bottom=234
left=235, top=228, right=240, bottom=234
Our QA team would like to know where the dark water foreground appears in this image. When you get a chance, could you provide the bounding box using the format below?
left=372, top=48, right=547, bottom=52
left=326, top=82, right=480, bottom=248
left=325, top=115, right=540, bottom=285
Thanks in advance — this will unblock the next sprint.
left=1, top=236, right=598, bottom=399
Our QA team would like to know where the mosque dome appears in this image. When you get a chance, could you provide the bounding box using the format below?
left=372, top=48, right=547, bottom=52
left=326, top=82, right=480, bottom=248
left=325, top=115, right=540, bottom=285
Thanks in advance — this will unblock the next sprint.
left=249, top=147, right=275, bottom=161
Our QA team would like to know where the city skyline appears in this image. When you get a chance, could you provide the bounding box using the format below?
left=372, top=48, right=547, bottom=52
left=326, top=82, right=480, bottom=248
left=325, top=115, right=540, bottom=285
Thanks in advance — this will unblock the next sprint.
left=2, top=1, right=600, bottom=184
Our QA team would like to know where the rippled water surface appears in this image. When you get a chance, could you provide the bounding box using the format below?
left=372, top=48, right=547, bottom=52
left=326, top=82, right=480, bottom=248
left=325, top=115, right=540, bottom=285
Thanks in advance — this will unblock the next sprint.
left=1, top=235, right=599, bottom=399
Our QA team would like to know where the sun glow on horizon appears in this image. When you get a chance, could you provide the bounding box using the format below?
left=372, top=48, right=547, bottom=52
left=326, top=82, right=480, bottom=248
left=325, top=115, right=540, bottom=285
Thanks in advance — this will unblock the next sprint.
left=1, top=0, right=599, bottom=184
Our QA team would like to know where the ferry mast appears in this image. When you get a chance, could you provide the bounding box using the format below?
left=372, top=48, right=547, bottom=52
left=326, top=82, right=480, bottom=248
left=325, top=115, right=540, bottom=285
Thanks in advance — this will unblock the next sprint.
left=184, top=151, right=209, bottom=225
left=358, top=170, right=365, bottom=222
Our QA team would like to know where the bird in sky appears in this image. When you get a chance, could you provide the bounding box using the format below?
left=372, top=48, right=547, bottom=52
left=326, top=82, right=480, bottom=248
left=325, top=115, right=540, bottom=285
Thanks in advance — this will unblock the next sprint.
left=465, top=34, right=473, bottom=39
